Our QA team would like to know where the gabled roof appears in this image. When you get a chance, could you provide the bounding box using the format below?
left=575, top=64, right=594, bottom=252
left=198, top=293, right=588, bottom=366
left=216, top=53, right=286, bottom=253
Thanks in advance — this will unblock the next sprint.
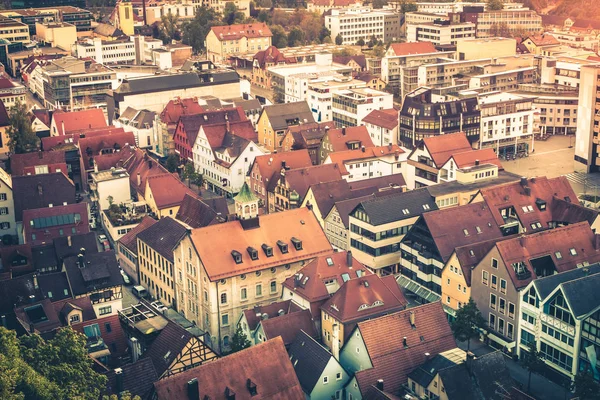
left=362, top=108, right=399, bottom=130
left=281, top=164, right=344, bottom=200
left=123, top=149, right=169, bottom=197
left=53, top=232, right=98, bottom=261
left=449, top=148, right=503, bottom=170
left=327, top=145, right=405, bottom=174
left=52, top=295, right=96, bottom=323
left=333, top=54, right=367, bottom=69
left=137, top=217, right=187, bottom=263
left=253, top=46, right=296, bottom=69
left=159, top=98, right=205, bottom=125
left=118, top=216, right=157, bottom=255
left=210, top=23, right=272, bottom=41
left=177, top=107, right=246, bottom=148
left=41, top=126, right=125, bottom=151
left=189, top=207, right=333, bottom=280
left=14, top=298, right=61, bottom=335
left=253, top=150, right=313, bottom=187
left=175, top=194, right=229, bottom=228
left=104, top=358, right=158, bottom=400
left=52, top=109, right=107, bottom=136
left=262, top=101, right=315, bottom=131
left=453, top=236, right=516, bottom=287
left=388, top=41, right=438, bottom=57
left=142, top=322, right=194, bottom=378
left=37, top=271, right=72, bottom=302
left=286, top=122, right=332, bottom=149
left=352, top=187, right=436, bottom=225
left=154, top=337, right=304, bottom=400
left=305, top=180, right=353, bottom=217
left=282, top=251, right=369, bottom=303
left=289, top=330, right=340, bottom=394
left=332, top=194, right=376, bottom=228
left=13, top=172, right=75, bottom=222
left=407, top=348, right=465, bottom=389
left=325, top=126, right=374, bottom=153
left=322, top=274, right=407, bottom=324
left=524, top=34, right=560, bottom=47
left=261, top=309, right=318, bottom=346
left=202, top=120, right=257, bottom=149
left=533, top=263, right=600, bottom=305
left=10, top=150, right=67, bottom=176
left=550, top=197, right=599, bottom=226
left=353, top=302, right=456, bottom=397
left=63, top=251, right=122, bottom=296
left=243, top=300, right=302, bottom=331
left=495, top=222, right=600, bottom=289
left=146, top=173, right=198, bottom=210
left=78, top=131, right=136, bottom=171
left=421, top=132, right=472, bottom=168
left=552, top=267, right=600, bottom=319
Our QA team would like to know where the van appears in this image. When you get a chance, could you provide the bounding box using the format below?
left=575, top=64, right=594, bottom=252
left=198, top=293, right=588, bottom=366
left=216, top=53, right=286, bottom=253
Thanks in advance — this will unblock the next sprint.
left=132, top=285, right=148, bottom=299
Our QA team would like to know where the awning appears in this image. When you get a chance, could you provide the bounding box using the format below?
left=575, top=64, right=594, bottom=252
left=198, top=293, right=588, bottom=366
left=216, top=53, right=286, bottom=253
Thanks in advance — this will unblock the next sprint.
left=396, top=275, right=441, bottom=303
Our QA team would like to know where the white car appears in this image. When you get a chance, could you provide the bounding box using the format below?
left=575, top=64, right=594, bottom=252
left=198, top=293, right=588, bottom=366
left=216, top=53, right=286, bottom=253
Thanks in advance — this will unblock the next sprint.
left=97, top=234, right=107, bottom=243
left=151, top=301, right=168, bottom=312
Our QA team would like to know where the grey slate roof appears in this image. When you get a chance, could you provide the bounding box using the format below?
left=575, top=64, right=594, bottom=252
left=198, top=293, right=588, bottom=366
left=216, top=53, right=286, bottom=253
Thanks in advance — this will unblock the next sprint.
left=104, top=358, right=158, bottom=399
left=114, top=71, right=239, bottom=97
left=53, top=232, right=98, bottom=262
left=333, top=194, right=375, bottom=228
left=37, top=272, right=71, bottom=302
left=288, top=330, right=337, bottom=395
left=142, top=321, right=193, bottom=378
left=13, top=172, right=76, bottom=222
left=561, top=270, right=600, bottom=318
left=353, top=188, right=437, bottom=225
left=175, top=194, right=228, bottom=228
left=136, top=217, right=187, bottom=263
left=407, top=353, right=460, bottom=389
left=262, top=101, right=315, bottom=131
left=533, top=263, right=600, bottom=301
left=63, top=251, right=122, bottom=296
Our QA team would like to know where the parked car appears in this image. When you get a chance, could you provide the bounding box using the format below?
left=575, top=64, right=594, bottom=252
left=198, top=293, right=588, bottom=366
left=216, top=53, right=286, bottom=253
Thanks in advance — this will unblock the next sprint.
left=97, top=234, right=107, bottom=244
left=132, top=285, right=148, bottom=299
left=151, top=301, right=168, bottom=313
left=102, top=240, right=110, bottom=251
left=120, top=270, right=131, bottom=285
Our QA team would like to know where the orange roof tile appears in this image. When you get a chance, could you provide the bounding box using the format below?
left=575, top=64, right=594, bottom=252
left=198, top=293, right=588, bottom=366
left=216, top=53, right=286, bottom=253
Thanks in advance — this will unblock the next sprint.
left=211, top=23, right=272, bottom=41
left=327, top=145, right=405, bottom=174
left=362, top=108, right=399, bottom=130
left=326, top=126, right=374, bottom=152
left=253, top=150, right=313, bottom=186
left=388, top=42, right=438, bottom=57
left=450, top=148, right=503, bottom=170
left=422, top=132, right=472, bottom=167
left=261, top=309, right=319, bottom=346
left=146, top=173, right=198, bottom=210
left=189, top=208, right=333, bottom=280
left=52, top=109, right=107, bottom=136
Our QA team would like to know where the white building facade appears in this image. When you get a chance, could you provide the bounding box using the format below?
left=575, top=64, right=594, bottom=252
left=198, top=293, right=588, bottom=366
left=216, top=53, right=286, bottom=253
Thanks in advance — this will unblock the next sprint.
left=331, top=88, right=394, bottom=128
left=325, top=7, right=401, bottom=45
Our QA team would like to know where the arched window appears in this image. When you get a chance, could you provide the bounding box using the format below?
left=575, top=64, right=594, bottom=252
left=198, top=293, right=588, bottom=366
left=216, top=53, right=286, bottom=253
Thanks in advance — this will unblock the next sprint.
left=244, top=205, right=250, bottom=213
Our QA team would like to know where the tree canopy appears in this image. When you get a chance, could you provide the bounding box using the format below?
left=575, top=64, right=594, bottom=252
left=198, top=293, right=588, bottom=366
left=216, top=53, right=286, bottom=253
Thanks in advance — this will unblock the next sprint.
left=222, top=2, right=245, bottom=25
left=182, top=8, right=223, bottom=53
left=226, top=325, right=252, bottom=355
left=450, top=298, right=486, bottom=352
left=166, top=153, right=180, bottom=173
left=572, top=369, right=600, bottom=400
left=0, top=327, right=108, bottom=400
left=7, top=100, right=39, bottom=154
left=487, top=0, right=504, bottom=11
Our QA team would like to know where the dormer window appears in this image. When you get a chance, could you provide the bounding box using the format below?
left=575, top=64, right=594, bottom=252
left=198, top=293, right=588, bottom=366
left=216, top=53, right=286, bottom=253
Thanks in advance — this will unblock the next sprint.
left=231, top=250, right=242, bottom=264
left=570, top=248, right=577, bottom=256
left=277, top=240, right=288, bottom=254
left=535, top=198, right=547, bottom=211
left=291, top=237, right=302, bottom=250
left=247, top=247, right=258, bottom=261
left=262, top=244, right=273, bottom=257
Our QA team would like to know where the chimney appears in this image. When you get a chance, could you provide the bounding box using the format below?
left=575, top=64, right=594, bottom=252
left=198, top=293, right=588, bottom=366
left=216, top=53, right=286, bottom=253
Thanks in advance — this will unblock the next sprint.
left=388, top=143, right=392, bottom=151
left=361, top=146, right=366, bottom=153
left=402, top=337, right=408, bottom=348
left=148, top=160, right=153, bottom=169
left=37, top=183, right=43, bottom=195
left=187, top=378, right=199, bottom=400
left=376, top=379, right=384, bottom=391
left=77, top=253, right=85, bottom=268
left=524, top=187, right=531, bottom=196
left=332, top=324, right=340, bottom=360
left=80, top=247, right=86, bottom=255
left=61, top=120, right=65, bottom=135
left=246, top=379, right=257, bottom=396
left=519, top=235, right=526, bottom=247
left=67, top=236, right=72, bottom=247
left=409, top=311, right=415, bottom=328
left=520, top=177, right=528, bottom=187
left=346, top=250, right=353, bottom=268
left=226, top=119, right=230, bottom=133
left=342, top=127, right=346, bottom=135
left=33, top=274, right=38, bottom=290
left=38, top=150, right=43, bottom=159
left=466, top=351, right=475, bottom=373
left=281, top=160, right=286, bottom=169
left=130, top=337, right=140, bottom=362
left=475, top=159, right=479, bottom=166
left=137, top=173, right=141, bottom=187
left=114, top=368, right=123, bottom=393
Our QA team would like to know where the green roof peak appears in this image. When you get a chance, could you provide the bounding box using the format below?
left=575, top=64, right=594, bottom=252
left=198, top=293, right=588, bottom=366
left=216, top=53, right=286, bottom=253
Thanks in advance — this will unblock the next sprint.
left=234, top=182, right=257, bottom=203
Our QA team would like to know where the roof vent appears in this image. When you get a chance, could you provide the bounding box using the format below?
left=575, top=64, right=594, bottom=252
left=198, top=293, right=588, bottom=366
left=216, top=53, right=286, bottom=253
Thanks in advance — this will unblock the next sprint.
left=225, top=386, right=236, bottom=400
left=409, top=311, right=416, bottom=329
left=276, top=240, right=288, bottom=254
left=231, top=250, right=242, bottom=264
left=403, top=337, right=408, bottom=348
left=278, top=309, right=285, bottom=316
left=261, top=313, right=269, bottom=320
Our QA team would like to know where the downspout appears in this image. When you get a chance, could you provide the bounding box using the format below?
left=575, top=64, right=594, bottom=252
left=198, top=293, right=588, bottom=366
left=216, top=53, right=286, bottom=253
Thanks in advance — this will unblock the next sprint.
left=216, top=281, right=222, bottom=354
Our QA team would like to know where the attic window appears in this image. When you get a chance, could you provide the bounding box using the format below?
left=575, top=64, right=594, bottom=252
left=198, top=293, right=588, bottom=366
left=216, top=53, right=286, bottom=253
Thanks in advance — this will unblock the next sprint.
left=277, top=240, right=288, bottom=254
left=469, top=250, right=475, bottom=257
left=555, top=251, right=562, bottom=259
left=530, top=222, right=542, bottom=230
left=570, top=248, right=577, bottom=256
left=564, top=196, right=571, bottom=203
left=247, top=247, right=258, bottom=261
left=231, top=250, right=242, bottom=264
left=262, top=244, right=273, bottom=257
left=326, top=257, right=334, bottom=266
left=291, top=237, right=302, bottom=250
left=341, top=273, right=350, bottom=282
left=463, top=229, right=469, bottom=236
left=535, top=198, right=547, bottom=211
left=356, top=270, right=363, bottom=277
left=476, top=226, right=482, bottom=234
left=422, top=204, right=430, bottom=210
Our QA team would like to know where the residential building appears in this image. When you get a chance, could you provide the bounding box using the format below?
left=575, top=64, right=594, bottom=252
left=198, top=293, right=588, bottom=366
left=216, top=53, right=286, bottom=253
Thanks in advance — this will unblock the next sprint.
left=349, top=188, right=436, bottom=275
left=574, top=64, right=600, bottom=173
left=406, top=348, right=466, bottom=398
left=174, top=193, right=229, bottom=229
left=399, top=87, right=480, bottom=149
left=89, top=168, right=130, bottom=211
left=205, top=23, right=272, bottom=64
left=324, top=145, right=406, bottom=182
left=2, top=7, right=92, bottom=32
left=282, top=251, right=369, bottom=327
left=256, top=101, right=316, bottom=153
left=0, top=75, right=26, bottom=110
left=550, top=30, right=599, bottom=52
left=333, top=54, right=367, bottom=76
left=339, top=302, right=457, bottom=399
left=0, top=167, right=15, bottom=238
left=192, top=120, right=264, bottom=197
left=0, top=101, right=11, bottom=159
left=331, top=87, right=394, bottom=129
left=289, top=330, right=351, bottom=400
left=10, top=151, right=67, bottom=177
left=325, top=7, right=401, bottom=45
left=239, top=300, right=303, bottom=344
left=22, top=202, right=89, bottom=246
left=156, top=97, right=205, bottom=157
left=136, top=2, right=196, bottom=26
left=116, top=216, right=156, bottom=285
left=248, top=150, right=313, bottom=210
left=205, top=0, right=251, bottom=19
left=362, top=108, right=399, bottom=146
left=437, top=147, right=503, bottom=184
left=63, top=251, right=123, bottom=318
left=318, top=126, right=374, bottom=164
left=71, top=312, right=128, bottom=367
left=307, top=0, right=363, bottom=14
left=137, top=217, right=187, bottom=307
left=478, top=91, right=535, bottom=156
left=407, top=20, right=476, bottom=45
left=472, top=9, right=542, bottom=38
left=517, top=264, right=600, bottom=382
left=281, top=122, right=333, bottom=164
left=174, top=200, right=333, bottom=352
left=74, top=37, right=136, bottom=65
left=50, top=108, right=107, bottom=136
left=456, top=37, right=517, bottom=60
left=306, top=77, right=367, bottom=123
left=144, top=173, right=198, bottom=218
left=0, top=17, right=29, bottom=43
left=522, top=34, right=560, bottom=55
left=114, top=107, right=156, bottom=149
left=321, top=273, right=407, bottom=350
left=153, top=338, right=304, bottom=399
left=472, top=223, right=600, bottom=353
left=324, top=194, right=374, bottom=251
left=247, top=308, right=318, bottom=348
left=251, top=45, right=296, bottom=89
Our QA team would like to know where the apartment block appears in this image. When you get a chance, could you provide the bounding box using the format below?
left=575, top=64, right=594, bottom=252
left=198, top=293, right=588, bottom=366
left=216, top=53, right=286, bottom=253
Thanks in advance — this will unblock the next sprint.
left=574, top=65, right=600, bottom=173
left=325, top=7, right=401, bottom=46
left=74, top=37, right=136, bottom=65
left=332, top=88, right=393, bottom=128
left=406, top=20, right=475, bottom=46
left=474, top=9, right=542, bottom=38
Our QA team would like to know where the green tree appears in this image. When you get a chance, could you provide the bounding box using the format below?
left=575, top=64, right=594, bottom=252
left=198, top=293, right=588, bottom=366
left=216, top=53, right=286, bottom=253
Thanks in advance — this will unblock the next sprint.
left=257, top=9, right=271, bottom=23
left=270, top=24, right=287, bottom=48
left=102, top=392, right=142, bottom=400
left=521, top=341, right=544, bottom=394
left=160, top=12, right=179, bottom=43
left=287, top=27, right=305, bottom=47
left=182, top=8, right=223, bottom=53
left=400, top=0, right=417, bottom=13
left=182, top=163, right=203, bottom=187
left=318, top=27, right=331, bottom=43
left=487, top=0, right=504, bottom=10
left=166, top=153, right=179, bottom=173
left=572, top=369, right=600, bottom=400
left=222, top=2, right=245, bottom=25
left=372, top=44, right=386, bottom=57
left=335, top=34, right=343, bottom=45
left=7, top=100, right=39, bottom=154
left=450, top=298, right=485, bottom=352
left=228, top=325, right=252, bottom=354
left=356, top=38, right=365, bottom=46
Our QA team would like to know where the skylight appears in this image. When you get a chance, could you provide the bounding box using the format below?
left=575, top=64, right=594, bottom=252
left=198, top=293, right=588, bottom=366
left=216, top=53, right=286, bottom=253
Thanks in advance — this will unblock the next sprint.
left=463, top=229, right=469, bottom=236
left=341, top=273, right=350, bottom=282
left=326, top=257, right=334, bottom=266
left=570, top=248, right=577, bottom=256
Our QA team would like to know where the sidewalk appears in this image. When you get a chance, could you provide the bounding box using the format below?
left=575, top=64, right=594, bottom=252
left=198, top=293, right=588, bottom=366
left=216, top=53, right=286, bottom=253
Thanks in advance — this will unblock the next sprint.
left=457, top=339, right=571, bottom=400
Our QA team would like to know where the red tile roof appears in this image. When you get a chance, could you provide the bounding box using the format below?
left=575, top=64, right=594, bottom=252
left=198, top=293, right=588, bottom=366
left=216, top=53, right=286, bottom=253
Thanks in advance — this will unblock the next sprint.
left=496, top=222, right=600, bottom=289
left=281, top=164, right=344, bottom=200
left=327, top=145, right=405, bottom=174
left=92, top=145, right=135, bottom=171
left=322, top=274, right=407, bottom=326
left=283, top=252, right=370, bottom=303
left=124, top=149, right=169, bottom=197
left=253, top=150, right=313, bottom=188
left=211, top=23, right=272, bottom=41
left=353, top=302, right=457, bottom=397
left=189, top=207, right=333, bottom=280
left=154, top=337, right=304, bottom=400
left=525, top=34, right=560, bottom=47
left=52, top=109, right=107, bottom=136
left=261, top=309, right=318, bottom=346
left=176, top=107, right=247, bottom=152
left=388, top=41, right=438, bottom=57
left=78, top=131, right=136, bottom=171
left=453, top=236, right=516, bottom=287
left=159, top=98, right=205, bottom=125
left=41, top=126, right=125, bottom=150
left=72, top=314, right=129, bottom=358
left=11, top=150, right=66, bottom=176
left=362, top=109, right=399, bottom=130
left=202, top=120, right=257, bottom=148
left=117, top=216, right=157, bottom=255
left=326, top=126, right=374, bottom=153
left=422, top=132, right=472, bottom=167
left=450, top=148, right=503, bottom=170
left=253, top=46, right=296, bottom=69
left=243, top=300, right=303, bottom=331
left=146, top=173, right=198, bottom=210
